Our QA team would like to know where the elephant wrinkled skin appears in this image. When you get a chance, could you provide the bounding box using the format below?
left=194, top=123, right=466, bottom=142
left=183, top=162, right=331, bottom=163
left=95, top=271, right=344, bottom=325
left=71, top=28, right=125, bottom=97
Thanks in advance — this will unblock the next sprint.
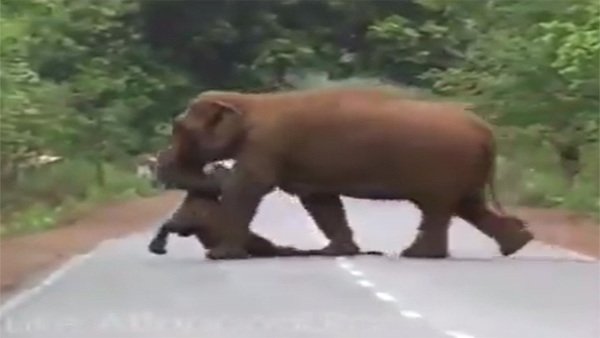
left=172, top=86, right=534, bottom=260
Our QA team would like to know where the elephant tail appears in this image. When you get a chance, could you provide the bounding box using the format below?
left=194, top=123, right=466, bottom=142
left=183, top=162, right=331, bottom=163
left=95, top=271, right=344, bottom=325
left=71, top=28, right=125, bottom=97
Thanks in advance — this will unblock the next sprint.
left=487, top=174, right=506, bottom=216
left=484, top=137, right=507, bottom=216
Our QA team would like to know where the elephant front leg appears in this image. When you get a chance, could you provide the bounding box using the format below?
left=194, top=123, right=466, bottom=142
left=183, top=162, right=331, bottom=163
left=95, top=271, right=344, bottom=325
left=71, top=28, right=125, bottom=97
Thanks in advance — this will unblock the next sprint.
left=206, top=168, right=273, bottom=260
left=402, top=210, right=451, bottom=259
left=300, top=194, right=359, bottom=256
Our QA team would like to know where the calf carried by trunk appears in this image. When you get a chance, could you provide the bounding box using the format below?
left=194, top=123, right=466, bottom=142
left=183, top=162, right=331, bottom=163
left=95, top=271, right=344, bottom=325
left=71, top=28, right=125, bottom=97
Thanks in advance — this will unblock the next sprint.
left=147, top=147, right=382, bottom=258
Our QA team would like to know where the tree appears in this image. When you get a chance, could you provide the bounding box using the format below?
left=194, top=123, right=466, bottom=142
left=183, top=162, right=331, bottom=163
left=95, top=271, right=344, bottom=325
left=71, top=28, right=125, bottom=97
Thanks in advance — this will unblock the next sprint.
left=1, top=0, right=192, bottom=186
left=423, top=0, right=599, bottom=185
left=0, top=4, right=73, bottom=185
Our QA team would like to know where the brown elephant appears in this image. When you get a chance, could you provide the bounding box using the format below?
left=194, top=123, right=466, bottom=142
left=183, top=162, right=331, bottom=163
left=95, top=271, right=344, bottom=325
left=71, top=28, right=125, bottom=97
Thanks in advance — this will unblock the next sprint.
left=148, top=147, right=382, bottom=258
left=171, top=86, right=534, bottom=260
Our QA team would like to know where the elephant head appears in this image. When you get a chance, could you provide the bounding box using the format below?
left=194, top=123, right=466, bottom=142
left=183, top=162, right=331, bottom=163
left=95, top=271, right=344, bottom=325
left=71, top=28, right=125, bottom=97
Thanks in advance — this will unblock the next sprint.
left=172, top=91, right=247, bottom=165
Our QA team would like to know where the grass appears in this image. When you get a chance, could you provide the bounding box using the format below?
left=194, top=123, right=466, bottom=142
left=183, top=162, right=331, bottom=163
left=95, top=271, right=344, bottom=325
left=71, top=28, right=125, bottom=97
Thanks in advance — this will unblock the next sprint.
left=0, top=159, right=158, bottom=236
left=496, top=133, right=599, bottom=219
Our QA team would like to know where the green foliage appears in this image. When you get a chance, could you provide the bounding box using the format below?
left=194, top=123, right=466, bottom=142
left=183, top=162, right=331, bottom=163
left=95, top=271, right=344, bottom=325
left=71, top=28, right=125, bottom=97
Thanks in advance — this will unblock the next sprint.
left=423, top=0, right=599, bottom=188
left=1, top=0, right=191, bottom=178
left=496, top=135, right=599, bottom=218
left=425, top=0, right=598, bottom=130
left=0, top=13, right=71, bottom=182
left=0, top=0, right=176, bottom=234
left=365, top=14, right=461, bottom=84
left=1, top=159, right=156, bottom=236
left=1, top=0, right=598, bottom=234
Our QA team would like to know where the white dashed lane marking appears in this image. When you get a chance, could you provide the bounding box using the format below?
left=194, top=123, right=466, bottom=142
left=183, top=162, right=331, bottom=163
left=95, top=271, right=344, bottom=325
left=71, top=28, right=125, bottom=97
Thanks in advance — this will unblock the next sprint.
left=400, top=310, right=423, bottom=319
left=310, top=224, right=478, bottom=338
left=356, top=279, right=375, bottom=288
left=334, top=259, right=477, bottom=338
left=374, top=291, right=397, bottom=302
left=444, top=330, right=476, bottom=338
left=337, top=261, right=354, bottom=270
left=348, top=269, right=364, bottom=277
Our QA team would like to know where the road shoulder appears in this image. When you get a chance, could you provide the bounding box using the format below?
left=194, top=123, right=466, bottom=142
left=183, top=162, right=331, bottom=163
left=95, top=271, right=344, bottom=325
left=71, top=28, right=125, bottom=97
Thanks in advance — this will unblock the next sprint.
left=0, top=191, right=184, bottom=299
left=515, top=207, right=599, bottom=259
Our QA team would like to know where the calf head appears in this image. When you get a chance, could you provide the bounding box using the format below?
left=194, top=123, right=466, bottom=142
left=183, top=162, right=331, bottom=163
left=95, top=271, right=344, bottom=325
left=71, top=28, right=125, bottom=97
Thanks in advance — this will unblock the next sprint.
left=155, top=145, right=234, bottom=245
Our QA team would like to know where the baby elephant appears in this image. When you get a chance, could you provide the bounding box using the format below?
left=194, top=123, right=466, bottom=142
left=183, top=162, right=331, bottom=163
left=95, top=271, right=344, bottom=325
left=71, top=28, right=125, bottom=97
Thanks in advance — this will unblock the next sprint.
left=148, top=148, right=382, bottom=258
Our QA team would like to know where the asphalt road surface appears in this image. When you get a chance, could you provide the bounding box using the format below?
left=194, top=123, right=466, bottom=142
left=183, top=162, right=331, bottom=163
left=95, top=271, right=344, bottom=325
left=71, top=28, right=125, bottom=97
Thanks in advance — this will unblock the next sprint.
left=1, top=192, right=598, bottom=338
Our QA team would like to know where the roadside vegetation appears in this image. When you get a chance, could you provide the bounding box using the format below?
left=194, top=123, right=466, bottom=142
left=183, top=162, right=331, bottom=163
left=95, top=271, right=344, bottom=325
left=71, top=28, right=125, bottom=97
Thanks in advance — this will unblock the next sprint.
left=1, top=159, right=155, bottom=235
left=1, top=0, right=597, bottom=236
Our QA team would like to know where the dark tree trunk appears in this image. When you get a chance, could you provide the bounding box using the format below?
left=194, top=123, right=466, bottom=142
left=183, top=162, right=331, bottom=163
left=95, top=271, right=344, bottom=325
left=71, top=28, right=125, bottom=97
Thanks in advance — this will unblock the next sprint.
left=555, top=143, right=581, bottom=188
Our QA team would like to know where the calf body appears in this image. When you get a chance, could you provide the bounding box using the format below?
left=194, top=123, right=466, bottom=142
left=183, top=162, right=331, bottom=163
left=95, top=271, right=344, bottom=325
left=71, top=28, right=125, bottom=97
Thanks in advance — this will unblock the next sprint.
left=148, top=148, right=381, bottom=258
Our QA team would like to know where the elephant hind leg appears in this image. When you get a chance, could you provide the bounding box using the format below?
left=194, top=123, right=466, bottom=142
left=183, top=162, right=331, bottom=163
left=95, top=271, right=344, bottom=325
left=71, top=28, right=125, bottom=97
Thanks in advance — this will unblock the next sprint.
left=300, top=194, right=359, bottom=255
left=456, top=192, right=533, bottom=256
left=401, top=208, right=452, bottom=259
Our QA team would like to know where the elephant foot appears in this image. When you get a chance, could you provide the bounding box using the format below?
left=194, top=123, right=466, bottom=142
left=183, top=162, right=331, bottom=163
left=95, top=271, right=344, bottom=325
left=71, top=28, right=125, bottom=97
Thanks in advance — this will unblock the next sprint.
left=401, top=231, right=448, bottom=259
left=148, top=239, right=167, bottom=255
left=486, top=216, right=534, bottom=256
left=206, top=244, right=249, bottom=260
left=497, top=229, right=534, bottom=256
left=401, top=247, right=448, bottom=259
left=320, top=240, right=360, bottom=256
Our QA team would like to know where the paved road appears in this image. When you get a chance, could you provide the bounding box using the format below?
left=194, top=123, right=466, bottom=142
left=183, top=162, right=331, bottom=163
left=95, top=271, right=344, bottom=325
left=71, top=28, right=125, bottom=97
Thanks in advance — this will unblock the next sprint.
left=1, top=192, right=598, bottom=338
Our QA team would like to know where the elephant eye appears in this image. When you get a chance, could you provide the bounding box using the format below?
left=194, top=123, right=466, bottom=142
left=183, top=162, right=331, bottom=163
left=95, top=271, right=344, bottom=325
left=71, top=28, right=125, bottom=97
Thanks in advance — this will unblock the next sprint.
left=207, top=109, right=225, bottom=128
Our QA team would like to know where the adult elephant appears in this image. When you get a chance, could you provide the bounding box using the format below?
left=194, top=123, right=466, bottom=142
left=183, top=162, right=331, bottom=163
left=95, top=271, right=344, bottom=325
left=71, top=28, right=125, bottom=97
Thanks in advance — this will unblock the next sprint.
left=171, top=86, right=533, bottom=260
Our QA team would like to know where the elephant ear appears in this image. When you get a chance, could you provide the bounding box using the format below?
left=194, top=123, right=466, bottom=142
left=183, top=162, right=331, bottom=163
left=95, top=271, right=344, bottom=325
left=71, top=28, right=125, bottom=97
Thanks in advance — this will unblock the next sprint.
left=177, top=97, right=245, bottom=162
left=205, top=100, right=242, bottom=129
left=171, top=117, right=202, bottom=167
left=203, top=100, right=245, bottom=156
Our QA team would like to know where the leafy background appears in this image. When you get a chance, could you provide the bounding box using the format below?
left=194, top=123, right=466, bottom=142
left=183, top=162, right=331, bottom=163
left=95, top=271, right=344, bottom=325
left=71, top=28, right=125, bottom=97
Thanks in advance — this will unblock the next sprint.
left=1, top=0, right=598, bottom=234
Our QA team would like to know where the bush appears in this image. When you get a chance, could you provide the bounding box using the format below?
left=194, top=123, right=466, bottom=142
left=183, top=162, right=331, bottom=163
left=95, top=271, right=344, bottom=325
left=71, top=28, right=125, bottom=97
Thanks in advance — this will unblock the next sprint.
left=496, top=133, right=599, bottom=218
left=0, top=159, right=157, bottom=236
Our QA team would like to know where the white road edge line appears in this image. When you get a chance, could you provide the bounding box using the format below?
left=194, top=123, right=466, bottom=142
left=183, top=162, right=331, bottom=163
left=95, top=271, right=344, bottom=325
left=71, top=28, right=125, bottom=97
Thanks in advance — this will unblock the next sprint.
left=0, top=252, right=93, bottom=318
left=444, top=330, right=476, bottom=338
left=0, top=212, right=178, bottom=318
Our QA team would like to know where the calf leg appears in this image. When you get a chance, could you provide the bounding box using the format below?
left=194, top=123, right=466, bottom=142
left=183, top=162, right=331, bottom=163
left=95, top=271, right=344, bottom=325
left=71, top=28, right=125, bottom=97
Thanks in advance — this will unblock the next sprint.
left=457, top=192, right=533, bottom=256
left=402, top=208, right=452, bottom=259
left=149, top=219, right=206, bottom=255
left=148, top=225, right=170, bottom=255
left=299, top=194, right=359, bottom=255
